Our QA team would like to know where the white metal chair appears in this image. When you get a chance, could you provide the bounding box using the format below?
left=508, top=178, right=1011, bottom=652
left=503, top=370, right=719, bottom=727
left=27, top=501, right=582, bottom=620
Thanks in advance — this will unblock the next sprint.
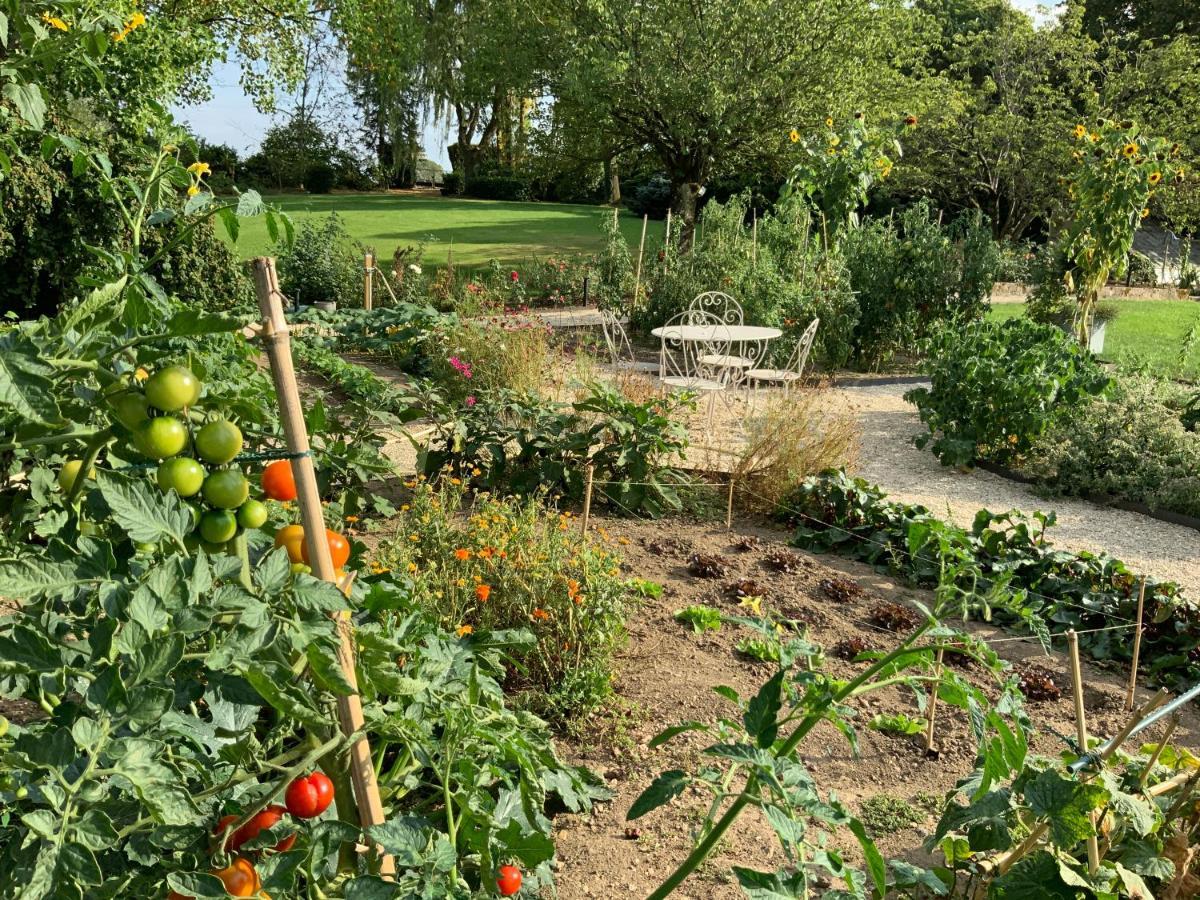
left=658, top=310, right=735, bottom=435
left=599, top=309, right=659, bottom=373
left=688, top=292, right=752, bottom=371
left=747, top=318, right=819, bottom=397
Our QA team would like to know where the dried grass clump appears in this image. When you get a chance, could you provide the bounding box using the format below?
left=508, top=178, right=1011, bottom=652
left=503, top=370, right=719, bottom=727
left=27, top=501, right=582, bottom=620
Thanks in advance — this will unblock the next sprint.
left=734, top=389, right=860, bottom=511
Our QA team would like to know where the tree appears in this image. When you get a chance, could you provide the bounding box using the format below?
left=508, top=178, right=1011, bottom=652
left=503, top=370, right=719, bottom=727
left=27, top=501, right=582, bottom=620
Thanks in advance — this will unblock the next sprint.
left=1083, top=0, right=1200, bottom=42
left=552, top=0, right=913, bottom=230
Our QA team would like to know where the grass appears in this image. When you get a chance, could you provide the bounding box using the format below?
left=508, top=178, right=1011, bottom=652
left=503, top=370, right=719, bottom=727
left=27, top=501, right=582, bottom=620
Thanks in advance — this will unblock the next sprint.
left=988, top=300, right=1200, bottom=381
left=227, top=191, right=662, bottom=269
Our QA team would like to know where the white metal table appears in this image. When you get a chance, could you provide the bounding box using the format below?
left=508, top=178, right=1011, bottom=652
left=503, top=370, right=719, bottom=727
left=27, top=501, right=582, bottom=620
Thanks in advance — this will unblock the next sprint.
left=651, top=324, right=783, bottom=388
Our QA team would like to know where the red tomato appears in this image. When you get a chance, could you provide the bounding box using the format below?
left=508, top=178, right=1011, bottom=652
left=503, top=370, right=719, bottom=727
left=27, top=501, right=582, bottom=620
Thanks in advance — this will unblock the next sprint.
left=285, top=771, right=335, bottom=819
left=213, top=813, right=243, bottom=850
left=212, top=806, right=295, bottom=854
left=497, top=864, right=523, bottom=896
left=261, top=460, right=297, bottom=501
left=299, top=529, right=351, bottom=570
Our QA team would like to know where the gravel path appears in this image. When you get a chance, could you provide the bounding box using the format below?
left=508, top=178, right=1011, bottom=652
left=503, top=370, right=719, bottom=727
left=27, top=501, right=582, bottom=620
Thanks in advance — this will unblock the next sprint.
left=826, top=381, right=1200, bottom=597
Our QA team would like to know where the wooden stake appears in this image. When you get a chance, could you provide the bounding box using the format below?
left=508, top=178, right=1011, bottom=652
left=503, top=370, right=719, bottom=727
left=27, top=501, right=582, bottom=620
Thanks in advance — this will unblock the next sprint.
left=251, top=258, right=394, bottom=878
left=1125, top=579, right=1147, bottom=711
left=633, top=214, right=648, bottom=311
left=752, top=209, right=758, bottom=267
left=363, top=252, right=374, bottom=311
left=725, top=477, right=735, bottom=530
left=1139, top=714, right=1180, bottom=788
left=924, top=645, right=945, bottom=755
left=1068, top=630, right=1101, bottom=875
left=581, top=464, right=595, bottom=536
left=664, top=209, right=672, bottom=269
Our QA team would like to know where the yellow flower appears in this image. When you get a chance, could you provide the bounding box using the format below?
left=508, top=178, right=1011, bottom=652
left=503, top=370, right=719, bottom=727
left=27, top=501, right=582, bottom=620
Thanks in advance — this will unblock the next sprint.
left=406, top=562, right=418, bottom=573
left=186, top=185, right=200, bottom=197
left=1089, top=132, right=1099, bottom=143
left=1149, top=171, right=1162, bottom=185
left=738, top=596, right=763, bottom=615
left=1073, top=124, right=1087, bottom=140
left=400, top=504, right=410, bottom=511
left=1141, top=208, right=1151, bottom=219
left=456, top=578, right=466, bottom=587
left=1123, top=142, right=1139, bottom=158
left=449, top=477, right=462, bottom=485
left=187, top=161, right=211, bottom=177
left=134, top=366, right=149, bottom=382
left=828, top=135, right=840, bottom=147
left=788, top=129, right=800, bottom=143
left=456, top=624, right=473, bottom=637
left=824, top=117, right=834, bottom=128
left=471, top=467, right=482, bottom=476
left=41, top=12, right=70, bottom=31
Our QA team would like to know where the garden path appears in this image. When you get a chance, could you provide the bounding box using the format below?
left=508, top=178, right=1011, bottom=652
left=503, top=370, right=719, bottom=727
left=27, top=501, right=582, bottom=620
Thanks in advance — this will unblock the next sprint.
left=825, top=381, right=1200, bottom=598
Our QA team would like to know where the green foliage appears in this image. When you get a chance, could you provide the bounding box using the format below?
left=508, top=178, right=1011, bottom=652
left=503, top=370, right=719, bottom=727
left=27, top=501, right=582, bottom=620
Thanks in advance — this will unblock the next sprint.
left=625, top=175, right=673, bottom=219
left=843, top=202, right=999, bottom=365
left=786, top=470, right=1200, bottom=682
left=144, top=217, right=256, bottom=313
left=304, top=162, right=337, bottom=194
left=275, top=213, right=363, bottom=307
left=905, top=317, right=1110, bottom=467
left=674, top=605, right=723, bottom=633
left=995, top=240, right=1037, bottom=284
left=374, top=479, right=629, bottom=719
left=636, top=193, right=860, bottom=367
left=1025, top=374, right=1200, bottom=518
left=419, top=381, right=693, bottom=517
left=464, top=172, right=533, bottom=201
left=858, top=794, right=926, bottom=835
left=591, top=209, right=635, bottom=309
left=869, top=713, right=926, bottom=736
left=1125, top=249, right=1159, bottom=286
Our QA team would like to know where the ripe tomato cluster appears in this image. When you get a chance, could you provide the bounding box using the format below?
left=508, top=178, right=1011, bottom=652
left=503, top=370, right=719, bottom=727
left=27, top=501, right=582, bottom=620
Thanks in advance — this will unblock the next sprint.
left=168, top=772, right=335, bottom=899
left=274, top=524, right=351, bottom=578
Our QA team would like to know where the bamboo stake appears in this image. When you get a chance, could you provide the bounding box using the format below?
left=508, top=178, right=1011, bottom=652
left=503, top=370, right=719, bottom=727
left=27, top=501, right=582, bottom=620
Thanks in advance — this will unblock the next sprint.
left=1139, top=715, right=1180, bottom=788
left=924, top=645, right=945, bottom=755
left=752, top=209, right=758, bottom=267
left=581, top=464, right=595, bottom=536
left=1125, top=579, right=1147, bottom=711
left=725, top=478, right=735, bottom=530
left=1147, top=767, right=1195, bottom=798
left=633, top=214, right=648, bottom=312
left=1067, top=630, right=1101, bottom=875
left=251, top=258, right=394, bottom=878
left=363, top=252, right=374, bottom=311
left=664, top=209, right=672, bottom=269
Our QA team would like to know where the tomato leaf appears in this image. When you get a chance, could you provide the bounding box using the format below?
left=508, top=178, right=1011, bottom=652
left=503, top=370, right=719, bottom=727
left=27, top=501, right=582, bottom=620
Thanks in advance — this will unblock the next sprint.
left=848, top=818, right=887, bottom=898
left=627, top=769, right=689, bottom=820
left=96, top=470, right=192, bottom=546
left=731, top=866, right=807, bottom=898
left=368, top=816, right=433, bottom=867
left=0, top=332, right=60, bottom=424
left=305, top=638, right=357, bottom=696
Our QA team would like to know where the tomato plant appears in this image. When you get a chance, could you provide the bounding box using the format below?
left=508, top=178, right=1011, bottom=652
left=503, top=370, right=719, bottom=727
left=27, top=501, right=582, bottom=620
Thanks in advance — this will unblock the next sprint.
left=157, top=457, right=207, bottom=497
left=194, top=419, right=244, bottom=465
left=145, top=364, right=203, bottom=412
left=237, top=499, right=269, bottom=529
left=285, top=772, right=335, bottom=819
left=202, top=468, right=250, bottom=509
left=134, top=415, right=189, bottom=459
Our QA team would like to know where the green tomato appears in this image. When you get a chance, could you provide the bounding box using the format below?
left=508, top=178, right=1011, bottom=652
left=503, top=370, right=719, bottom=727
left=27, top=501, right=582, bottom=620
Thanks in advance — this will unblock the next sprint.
left=156, top=457, right=206, bottom=497
left=145, top=365, right=201, bottom=412
left=202, top=469, right=250, bottom=509
left=0, top=715, right=8, bottom=738
left=133, top=541, right=158, bottom=555
left=194, top=420, right=243, bottom=465
left=57, top=459, right=95, bottom=494
left=290, top=562, right=311, bottom=574
left=134, top=417, right=188, bottom=459
left=237, top=499, right=268, bottom=529
left=15, top=786, right=28, bottom=800
left=199, top=509, right=238, bottom=544
left=108, top=392, right=150, bottom=430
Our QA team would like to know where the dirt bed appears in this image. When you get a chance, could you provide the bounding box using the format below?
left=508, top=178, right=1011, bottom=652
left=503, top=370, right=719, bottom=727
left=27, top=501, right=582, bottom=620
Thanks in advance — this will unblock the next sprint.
left=550, top=514, right=1200, bottom=899
left=824, top=381, right=1200, bottom=599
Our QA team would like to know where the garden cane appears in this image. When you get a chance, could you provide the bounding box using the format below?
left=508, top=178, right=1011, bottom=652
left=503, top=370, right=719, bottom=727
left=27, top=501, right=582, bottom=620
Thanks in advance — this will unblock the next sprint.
left=1067, top=629, right=1101, bottom=874
left=252, top=257, right=395, bottom=878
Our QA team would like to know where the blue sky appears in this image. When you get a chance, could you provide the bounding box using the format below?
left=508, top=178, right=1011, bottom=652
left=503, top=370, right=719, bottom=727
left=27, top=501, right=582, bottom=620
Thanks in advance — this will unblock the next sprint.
left=174, top=0, right=1057, bottom=168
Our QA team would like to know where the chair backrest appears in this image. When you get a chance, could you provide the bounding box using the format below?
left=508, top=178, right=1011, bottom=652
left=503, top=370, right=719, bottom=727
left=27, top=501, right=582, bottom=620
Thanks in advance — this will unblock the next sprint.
left=789, top=317, right=820, bottom=377
left=688, top=291, right=744, bottom=326
left=659, top=309, right=733, bottom=385
left=599, top=309, right=636, bottom=366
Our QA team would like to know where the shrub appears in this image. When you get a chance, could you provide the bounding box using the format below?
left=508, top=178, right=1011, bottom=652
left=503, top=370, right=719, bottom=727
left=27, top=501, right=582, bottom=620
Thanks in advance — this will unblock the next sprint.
left=375, top=479, right=628, bottom=718
left=441, top=172, right=464, bottom=195
left=144, top=217, right=255, bottom=312
left=842, top=202, right=998, bottom=365
left=590, top=209, right=635, bottom=309
left=626, top=174, right=673, bottom=219
left=465, top=173, right=533, bottom=201
left=275, top=213, right=363, bottom=307
left=1125, top=249, right=1158, bottom=286
left=428, top=318, right=552, bottom=403
left=905, top=318, right=1110, bottom=467
left=995, top=240, right=1037, bottom=284
left=419, top=381, right=693, bottom=517
left=304, top=162, right=337, bottom=194
left=1026, top=374, right=1200, bottom=517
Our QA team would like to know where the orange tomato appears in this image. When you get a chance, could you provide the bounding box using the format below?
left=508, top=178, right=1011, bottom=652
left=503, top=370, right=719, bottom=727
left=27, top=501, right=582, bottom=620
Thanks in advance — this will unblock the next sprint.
left=214, top=857, right=261, bottom=896
left=274, top=525, right=305, bottom=564
left=261, top=460, right=297, bottom=501
left=300, top=529, right=351, bottom=569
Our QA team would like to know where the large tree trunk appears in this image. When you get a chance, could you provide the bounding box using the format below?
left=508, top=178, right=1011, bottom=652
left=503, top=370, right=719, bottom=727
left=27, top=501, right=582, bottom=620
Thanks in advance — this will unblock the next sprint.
left=605, top=157, right=620, bottom=205
left=671, top=179, right=702, bottom=244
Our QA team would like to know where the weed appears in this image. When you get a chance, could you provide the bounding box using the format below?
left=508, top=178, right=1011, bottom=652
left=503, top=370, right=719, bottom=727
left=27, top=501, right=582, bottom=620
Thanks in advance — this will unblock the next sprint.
left=869, top=713, right=926, bottom=736
left=858, top=795, right=925, bottom=836
left=674, top=605, right=723, bottom=633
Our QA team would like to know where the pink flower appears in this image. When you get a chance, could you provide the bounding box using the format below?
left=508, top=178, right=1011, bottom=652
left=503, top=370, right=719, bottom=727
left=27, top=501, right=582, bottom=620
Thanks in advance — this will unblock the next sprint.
left=448, top=356, right=473, bottom=379
left=466, top=395, right=476, bottom=406
left=510, top=271, right=519, bottom=283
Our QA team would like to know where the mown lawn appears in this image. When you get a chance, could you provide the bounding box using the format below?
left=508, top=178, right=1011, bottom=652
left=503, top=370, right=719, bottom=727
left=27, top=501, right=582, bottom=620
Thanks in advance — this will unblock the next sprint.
left=988, top=300, right=1200, bottom=381
left=228, top=192, right=662, bottom=269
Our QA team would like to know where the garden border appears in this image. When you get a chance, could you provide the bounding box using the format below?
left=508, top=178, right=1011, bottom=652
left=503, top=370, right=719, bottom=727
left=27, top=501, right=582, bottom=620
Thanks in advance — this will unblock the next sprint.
left=974, top=459, right=1200, bottom=534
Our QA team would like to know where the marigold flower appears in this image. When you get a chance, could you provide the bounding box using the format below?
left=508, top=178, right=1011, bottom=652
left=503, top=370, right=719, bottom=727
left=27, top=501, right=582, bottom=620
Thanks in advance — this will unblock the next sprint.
left=478, top=547, right=495, bottom=559
left=454, top=548, right=472, bottom=560
left=531, top=607, right=550, bottom=621
left=475, top=584, right=491, bottom=602
left=406, top=562, right=418, bottom=573
left=345, top=515, right=360, bottom=523
left=456, top=624, right=473, bottom=637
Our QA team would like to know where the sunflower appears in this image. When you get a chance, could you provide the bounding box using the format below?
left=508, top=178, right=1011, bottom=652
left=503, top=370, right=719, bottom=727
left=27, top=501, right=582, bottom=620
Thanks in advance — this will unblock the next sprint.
left=1073, top=124, right=1087, bottom=140
left=788, top=129, right=800, bottom=143
left=1141, top=208, right=1151, bottom=219
left=825, top=117, right=834, bottom=128
left=1149, top=171, right=1162, bottom=185
left=1122, top=142, right=1139, bottom=158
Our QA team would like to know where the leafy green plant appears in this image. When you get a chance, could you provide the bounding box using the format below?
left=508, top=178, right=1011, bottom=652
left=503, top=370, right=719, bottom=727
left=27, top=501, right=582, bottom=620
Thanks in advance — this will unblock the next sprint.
left=373, top=478, right=629, bottom=719
left=674, top=605, right=723, bottom=633
left=869, top=713, right=927, bottom=736
left=906, top=317, right=1111, bottom=467
left=858, top=795, right=926, bottom=835
left=275, top=212, right=363, bottom=307
left=627, top=578, right=664, bottom=599
left=785, top=469, right=1200, bottom=683
left=735, top=635, right=781, bottom=662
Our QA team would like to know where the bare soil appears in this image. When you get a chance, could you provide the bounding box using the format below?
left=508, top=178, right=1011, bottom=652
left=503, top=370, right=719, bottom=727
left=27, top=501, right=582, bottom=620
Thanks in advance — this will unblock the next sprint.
left=550, top=512, right=1200, bottom=899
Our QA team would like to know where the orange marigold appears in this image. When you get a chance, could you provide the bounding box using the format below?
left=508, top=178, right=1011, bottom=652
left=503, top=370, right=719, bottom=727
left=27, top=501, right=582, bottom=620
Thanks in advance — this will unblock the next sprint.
left=454, top=548, right=472, bottom=561
left=456, top=624, right=473, bottom=637
left=475, top=584, right=491, bottom=602
left=531, top=607, right=550, bottom=621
